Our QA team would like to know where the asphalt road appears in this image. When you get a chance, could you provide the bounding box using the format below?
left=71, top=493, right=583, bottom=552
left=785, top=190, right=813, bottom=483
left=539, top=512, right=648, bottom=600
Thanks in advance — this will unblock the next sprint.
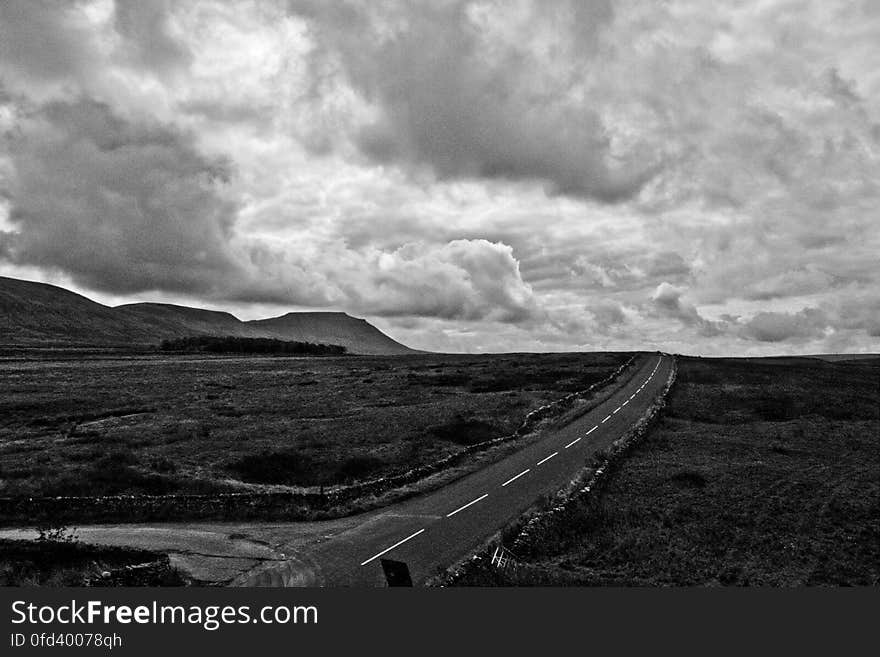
left=246, top=352, right=673, bottom=586
left=0, top=353, right=673, bottom=586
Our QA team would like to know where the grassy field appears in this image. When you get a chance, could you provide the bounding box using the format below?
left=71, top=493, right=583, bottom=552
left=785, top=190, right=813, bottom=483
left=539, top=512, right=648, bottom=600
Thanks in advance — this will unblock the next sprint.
left=0, top=351, right=630, bottom=497
left=453, top=356, right=880, bottom=586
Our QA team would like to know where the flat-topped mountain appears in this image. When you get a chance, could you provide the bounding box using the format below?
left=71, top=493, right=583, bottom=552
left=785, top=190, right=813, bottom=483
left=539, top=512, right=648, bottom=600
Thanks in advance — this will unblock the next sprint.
left=248, top=312, right=414, bottom=355
left=0, top=276, right=416, bottom=355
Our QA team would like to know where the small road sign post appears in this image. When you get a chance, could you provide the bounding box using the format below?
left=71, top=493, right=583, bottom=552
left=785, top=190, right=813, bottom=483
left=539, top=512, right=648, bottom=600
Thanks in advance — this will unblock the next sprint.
left=380, top=558, right=413, bottom=586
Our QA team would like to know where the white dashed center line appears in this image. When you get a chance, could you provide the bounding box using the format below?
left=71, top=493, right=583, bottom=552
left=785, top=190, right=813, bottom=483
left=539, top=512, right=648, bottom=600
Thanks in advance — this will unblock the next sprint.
left=446, top=493, right=489, bottom=518
left=359, top=357, right=669, bottom=568
left=502, top=469, right=530, bottom=486
left=360, top=528, right=426, bottom=566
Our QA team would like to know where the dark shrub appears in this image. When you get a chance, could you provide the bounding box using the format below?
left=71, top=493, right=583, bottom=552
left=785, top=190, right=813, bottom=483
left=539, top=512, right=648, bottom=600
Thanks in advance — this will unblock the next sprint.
left=99, top=449, right=139, bottom=467
left=150, top=457, right=178, bottom=474
left=753, top=397, right=797, bottom=421
left=669, top=470, right=708, bottom=488
left=160, top=336, right=346, bottom=355
left=429, top=416, right=503, bottom=446
left=469, top=376, right=522, bottom=393
left=227, top=451, right=318, bottom=486
left=336, top=456, right=383, bottom=482
left=428, top=373, right=471, bottom=387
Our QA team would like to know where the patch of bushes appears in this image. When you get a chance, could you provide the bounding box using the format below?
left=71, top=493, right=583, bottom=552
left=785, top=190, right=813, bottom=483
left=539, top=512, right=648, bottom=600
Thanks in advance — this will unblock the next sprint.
left=150, top=457, right=178, bottom=474
left=429, top=416, right=504, bottom=446
left=41, top=449, right=186, bottom=496
left=468, top=376, right=524, bottom=393
left=669, top=469, right=708, bottom=488
left=409, top=372, right=471, bottom=387
left=160, top=335, right=346, bottom=355
left=228, top=451, right=317, bottom=485
left=336, top=456, right=384, bottom=482
left=753, top=397, right=797, bottom=422
left=227, top=451, right=386, bottom=486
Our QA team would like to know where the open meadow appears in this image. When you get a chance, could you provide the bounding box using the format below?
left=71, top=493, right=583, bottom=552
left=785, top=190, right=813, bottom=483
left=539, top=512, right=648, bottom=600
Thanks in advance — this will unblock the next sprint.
left=0, top=351, right=630, bottom=498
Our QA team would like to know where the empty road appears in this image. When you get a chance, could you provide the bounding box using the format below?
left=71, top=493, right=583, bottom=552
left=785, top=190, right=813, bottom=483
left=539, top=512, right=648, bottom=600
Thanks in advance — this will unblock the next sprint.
left=0, top=353, right=673, bottom=586
left=245, top=352, right=673, bottom=586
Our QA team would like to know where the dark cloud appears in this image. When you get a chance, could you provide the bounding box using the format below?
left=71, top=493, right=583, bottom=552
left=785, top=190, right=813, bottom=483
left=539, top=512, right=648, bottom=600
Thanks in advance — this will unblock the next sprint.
left=740, top=308, right=829, bottom=343
left=0, top=1, right=191, bottom=86
left=830, top=295, right=880, bottom=337
left=113, top=0, right=192, bottom=75
left=588, top=299, right=627, bottom=332
left=0, top=0, right=99, bottom=85
left=742, top=268, right=835, bottom=301
left=289, top=0, right=657, bottom=202
left=643, top=251, right=691, bottom=280
left=0, top=93, right=543, bottom=323
left=1, top=97, right=244, bottom=296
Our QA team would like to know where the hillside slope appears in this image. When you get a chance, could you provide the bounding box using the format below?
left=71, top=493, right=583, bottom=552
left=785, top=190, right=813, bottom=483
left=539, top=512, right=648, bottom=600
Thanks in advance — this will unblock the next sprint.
left=0, top=276, right=153, bottom=344
left=0, top=276, right=416, bottom=355
left=115, top=303, right=255, bottom=339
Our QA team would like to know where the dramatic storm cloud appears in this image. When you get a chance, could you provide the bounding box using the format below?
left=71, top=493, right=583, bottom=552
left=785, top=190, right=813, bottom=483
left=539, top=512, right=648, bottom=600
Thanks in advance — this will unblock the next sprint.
left=288, top=0, right=654, bottom=202
left=740, top=309, right=829, bottom=344
left=1, top=97, right=242, bottom=295
left=0, top=0, right=878, bottom=354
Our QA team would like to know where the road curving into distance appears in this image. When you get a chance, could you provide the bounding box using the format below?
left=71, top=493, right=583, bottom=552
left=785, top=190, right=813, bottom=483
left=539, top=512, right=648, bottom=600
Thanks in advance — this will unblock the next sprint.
left=0, top=352, right=674, bottom=586
left=243, top=352, right=673, bottom=586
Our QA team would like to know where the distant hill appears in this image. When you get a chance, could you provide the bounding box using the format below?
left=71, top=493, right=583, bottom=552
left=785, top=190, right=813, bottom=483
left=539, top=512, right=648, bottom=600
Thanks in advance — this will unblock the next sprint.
left=116, top=303, right=253, bottom=339
left=248, top=312, right=414, bottom=355
left=0, top=276, right=155, bottom=344
left=806, top=353, right=880, bottom=362
left=0, top=276, right=417, bottom=355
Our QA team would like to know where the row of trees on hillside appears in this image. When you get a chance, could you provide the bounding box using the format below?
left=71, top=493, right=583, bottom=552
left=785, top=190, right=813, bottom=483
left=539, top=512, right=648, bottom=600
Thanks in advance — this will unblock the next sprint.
left=159, top=336, right=346, bottom=355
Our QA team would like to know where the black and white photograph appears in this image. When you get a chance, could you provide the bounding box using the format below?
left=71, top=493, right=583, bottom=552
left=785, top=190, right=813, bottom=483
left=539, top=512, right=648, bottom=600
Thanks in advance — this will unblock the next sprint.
left=0, top=0, right=877, bottom=622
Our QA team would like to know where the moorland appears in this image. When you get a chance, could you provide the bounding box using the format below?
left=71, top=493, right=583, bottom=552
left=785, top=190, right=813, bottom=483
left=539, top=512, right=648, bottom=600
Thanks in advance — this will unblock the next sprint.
left=452, top=356, right=880, bottom=586
left=0, top=351, right=630, bottom=498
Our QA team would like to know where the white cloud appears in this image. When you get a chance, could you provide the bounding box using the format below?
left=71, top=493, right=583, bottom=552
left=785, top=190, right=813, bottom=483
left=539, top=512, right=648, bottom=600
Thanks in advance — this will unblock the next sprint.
left=0, top=0, right=878, bottom=354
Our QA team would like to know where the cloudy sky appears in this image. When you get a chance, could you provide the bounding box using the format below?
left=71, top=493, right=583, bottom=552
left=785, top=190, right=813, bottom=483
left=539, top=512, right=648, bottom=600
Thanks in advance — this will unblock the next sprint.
left=1, top=0, right=878, bottom=354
